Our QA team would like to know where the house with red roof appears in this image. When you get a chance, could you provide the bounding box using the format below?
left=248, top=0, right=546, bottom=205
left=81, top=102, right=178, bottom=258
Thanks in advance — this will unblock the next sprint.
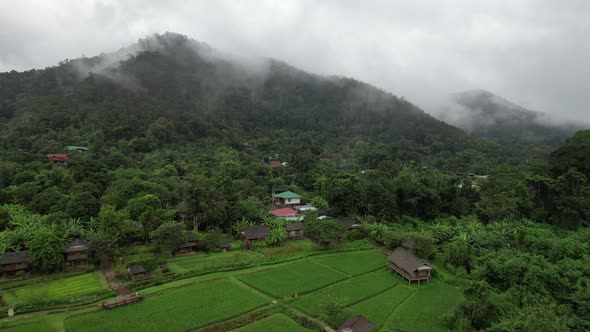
left=47, top=154, right=69, bottom=167
left=271, top=207, right=302, bottom=221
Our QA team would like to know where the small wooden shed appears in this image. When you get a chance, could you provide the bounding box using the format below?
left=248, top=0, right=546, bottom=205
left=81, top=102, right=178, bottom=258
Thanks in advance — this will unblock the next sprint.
left=285, top=222, right=305, bottom=239
left=175, top=232, right=198, bottom=255
left=64, top=239, right=89, bottom=268
left=241, top=226, right=270, bottom=250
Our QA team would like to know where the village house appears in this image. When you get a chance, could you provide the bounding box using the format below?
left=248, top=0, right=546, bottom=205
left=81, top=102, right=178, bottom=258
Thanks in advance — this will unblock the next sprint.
left=64, top=239, right=89, bottom=269
left=127, top=265, right=154, bottom=282
left=47, top=153, right=69, bottom=166
left=241, top=225, right=269, bottom=249
left=294, top=205, right=317, bottom=213
left=387, top=248, right=433, bottom=285
left=338, top=315, right=375, bottom=332
left=271, top=187, right=287, bottom=197
left=175, top=232, right=198, bottom=255
left=65, top=146, right=88, bottom=152
left=273, top=191, right=302, bottom=206
left=271, top=207, right=302, bottom=221
left=285, top=222, right=305, bottom=239
left=338, top=217, right=361, bottom=230
left=217, top=242, right=231, bottom=252
left=0, top=251, right=29, bottom=277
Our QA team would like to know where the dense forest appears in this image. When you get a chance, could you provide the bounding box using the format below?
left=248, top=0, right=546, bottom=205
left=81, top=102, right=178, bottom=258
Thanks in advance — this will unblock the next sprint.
left=0, top=33, right=589, bottom=331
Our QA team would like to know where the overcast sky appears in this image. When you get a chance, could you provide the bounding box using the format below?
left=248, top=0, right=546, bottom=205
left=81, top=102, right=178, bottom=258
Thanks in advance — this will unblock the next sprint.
left=1, top=0, right=589, bottom=121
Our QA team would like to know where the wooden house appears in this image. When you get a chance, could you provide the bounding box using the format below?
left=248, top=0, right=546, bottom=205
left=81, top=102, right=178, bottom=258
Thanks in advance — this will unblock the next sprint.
left=0, top=251, right=29, bottom=277
left=47, top=154, right=69, bottom=167
left=338, top=217, right=361, bottom=230
left=338, top=315, right=375, bottom=332
left=241, top=226, right=269, bottom=249
left=64, top=239, right=89, bottom=268
left=387, top=248, right=432, bottom=284
left=217, top=242, right=231, bottom=252
left=273, top=191, right=302, bottom=206
left=262, top=160, right=283, bottom=168
left=127, top=265, right=154, bottom=282
left=175, top=232, right=198, bottom=255
left=285, top=222, right=305, bottom=239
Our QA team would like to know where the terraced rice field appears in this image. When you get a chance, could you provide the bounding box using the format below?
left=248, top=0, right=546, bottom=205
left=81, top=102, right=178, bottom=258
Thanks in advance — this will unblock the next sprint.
left=13, top=271, right=108, bottom=303
left=292, top=269, right=397, bottom=314
left=347, top=285, right=414, bottom=329
left=3, top=249, right=463, bottom=332
left=169, top=251, right=262, bottom=272
left=311, top=250, right=387, bottom=276
left=4, top=323, right=57, bottom=332
left=64, top=279, right=270, bottom=332
left=232, top=314, right=313, bottom=332
left=238, top=260, right=348, bottom=298
left=384, top=283, right=463, bottom=332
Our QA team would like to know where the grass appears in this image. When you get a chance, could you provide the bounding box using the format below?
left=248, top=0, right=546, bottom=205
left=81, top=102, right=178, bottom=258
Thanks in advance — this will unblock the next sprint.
left=311, top=251, right=387, bottom=276
left=292, top=269, right=397, bottom=314
left=3, top=322, right=58, bottom=332
left=384, top=282, right=462, bottom=332
left=346, top=285, right=414, bottom=329
left=169, top=251, right=262, bottom=272
left=65, top=279, right=270, bottom=332
left=238, top=260, right=347, bottom=298
left=231, top=313, right=313, bottom=332
left=12, top=271, right=108, bottom=303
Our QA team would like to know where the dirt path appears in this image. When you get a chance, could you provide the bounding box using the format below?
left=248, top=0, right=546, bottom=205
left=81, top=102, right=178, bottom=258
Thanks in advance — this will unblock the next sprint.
left=101, top=262, right=131, bottom=297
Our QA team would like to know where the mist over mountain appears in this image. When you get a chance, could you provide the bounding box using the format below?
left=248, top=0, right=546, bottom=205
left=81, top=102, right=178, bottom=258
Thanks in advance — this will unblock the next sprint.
left=436, top=89, right=586, bottom=145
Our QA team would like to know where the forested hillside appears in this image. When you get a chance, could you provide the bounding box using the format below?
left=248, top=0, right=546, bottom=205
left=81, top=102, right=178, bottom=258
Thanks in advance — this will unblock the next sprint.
left=0, top=33, right=589, bottom=331
left=437, top=89, right=583, bottom=145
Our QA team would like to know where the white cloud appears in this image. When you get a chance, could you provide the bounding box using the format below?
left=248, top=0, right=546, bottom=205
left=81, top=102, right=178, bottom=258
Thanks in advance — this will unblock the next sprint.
left=0, top=0, right=589, bottom=121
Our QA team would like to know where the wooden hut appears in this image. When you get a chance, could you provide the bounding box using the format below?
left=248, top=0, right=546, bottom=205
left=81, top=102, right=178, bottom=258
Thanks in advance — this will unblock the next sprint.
left=338, top=217, right=361, bottom=230
left=337, top=315, right=375, bottom=332
left=387, top=248, right=432, bottom=285
left=0, top=251, right=29, bottom=277
left=127, top=265, right=154, bottom=282
left=285, top=222, right=305, bottom=239
left=241, top=226, right=269, bottom=250
left=217, top=242, right=231, bottom=252
left=175, top=232, right=198, bottom=255
left=64, top=239, right=89, bottom=268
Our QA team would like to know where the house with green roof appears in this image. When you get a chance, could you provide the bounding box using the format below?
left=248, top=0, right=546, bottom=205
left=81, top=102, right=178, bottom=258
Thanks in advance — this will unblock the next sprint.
left=273, top=190, right=302, bottom=206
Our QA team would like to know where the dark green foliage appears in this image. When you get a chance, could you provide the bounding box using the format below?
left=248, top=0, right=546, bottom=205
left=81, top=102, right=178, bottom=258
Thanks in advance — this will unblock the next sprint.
left=27, top=227, right=64, bottom=273
left=150, top=222, right=186, bottom=255
left=305, top=219, right=346, bottom=246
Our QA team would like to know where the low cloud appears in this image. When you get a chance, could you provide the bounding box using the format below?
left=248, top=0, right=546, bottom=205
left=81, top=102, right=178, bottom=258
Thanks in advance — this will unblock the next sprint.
left=1, top=1, right=589, bottom=122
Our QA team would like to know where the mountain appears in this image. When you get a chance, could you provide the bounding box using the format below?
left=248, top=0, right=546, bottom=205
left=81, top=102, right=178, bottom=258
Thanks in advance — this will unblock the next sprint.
left=436, top=89, right=584, bottom=145
left=0, top=33, right=535, bottom=172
